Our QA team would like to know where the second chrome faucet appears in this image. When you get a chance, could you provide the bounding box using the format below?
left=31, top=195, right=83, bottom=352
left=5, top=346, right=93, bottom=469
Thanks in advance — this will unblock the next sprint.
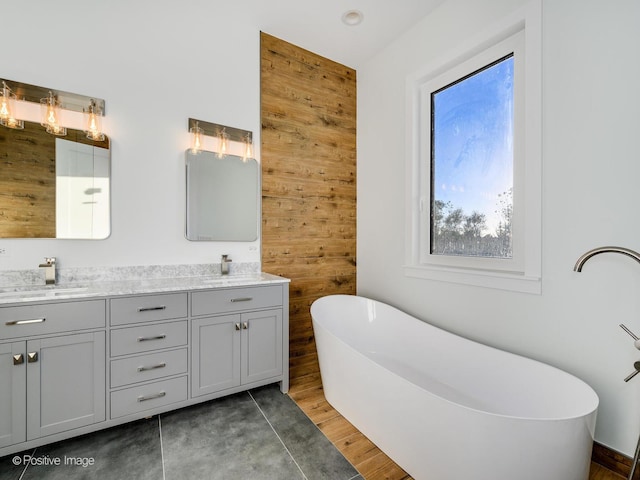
left=221, top=254, right=232, bottom=275
left=39, top=257, right=56, bottom=285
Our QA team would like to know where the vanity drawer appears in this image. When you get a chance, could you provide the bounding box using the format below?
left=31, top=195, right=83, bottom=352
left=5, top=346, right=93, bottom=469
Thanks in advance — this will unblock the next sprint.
left=110, top=376, right=188, bottom=419
left=110, top=293, right=187, bottom=326
left=110, top=320, right=187, bottom=357
left=192, top=285, right=282, bottom=316
left=110, top=348, right=188, bottom=388
left=0, top=300, right=106, bottom=340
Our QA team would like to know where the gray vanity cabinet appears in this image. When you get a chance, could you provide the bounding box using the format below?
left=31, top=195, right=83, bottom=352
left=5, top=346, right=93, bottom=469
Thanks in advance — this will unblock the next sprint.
left=0, top=341, right=26, bottom=448
left=192, top=314, right=241, bottom=395
left=241, top=309, right=283, bottom=384
left=0, top=278, right=289, bottom=458
left=191, top=286, right=284, bottom=397
left=108, top=293, right=189, bottom=419
left=0, top=301, right=106, bottom=449
left=26, top=332, right=106, bottom=439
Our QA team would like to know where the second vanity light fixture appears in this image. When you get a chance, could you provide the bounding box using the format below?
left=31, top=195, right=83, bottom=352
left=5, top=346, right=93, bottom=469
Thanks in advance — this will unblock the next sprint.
left=0, top=78, right=106, bottom=140
left=188, top=117, right=253, bottom=161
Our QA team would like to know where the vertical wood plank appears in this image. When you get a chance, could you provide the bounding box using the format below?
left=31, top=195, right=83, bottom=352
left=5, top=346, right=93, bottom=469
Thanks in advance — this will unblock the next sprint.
left=260, top=32, right=357, bottom=382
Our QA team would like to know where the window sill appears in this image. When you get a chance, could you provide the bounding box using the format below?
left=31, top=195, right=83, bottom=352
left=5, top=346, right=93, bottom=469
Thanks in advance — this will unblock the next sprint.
left=403, top=264, right=541, bottom=295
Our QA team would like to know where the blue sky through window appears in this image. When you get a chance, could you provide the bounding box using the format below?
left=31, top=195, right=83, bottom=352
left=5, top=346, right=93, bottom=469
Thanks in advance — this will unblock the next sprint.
left=431, top=55, right=514, bottom=237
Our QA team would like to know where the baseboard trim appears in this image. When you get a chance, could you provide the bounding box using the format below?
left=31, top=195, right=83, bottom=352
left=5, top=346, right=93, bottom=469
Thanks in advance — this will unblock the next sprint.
left=592, top=441, right=634, bottom=478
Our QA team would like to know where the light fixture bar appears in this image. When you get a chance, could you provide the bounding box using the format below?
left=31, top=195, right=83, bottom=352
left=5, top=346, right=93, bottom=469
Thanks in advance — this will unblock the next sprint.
left=0, top=78, right=105, bottom=115
left=188, top=118, right=252, bottom=144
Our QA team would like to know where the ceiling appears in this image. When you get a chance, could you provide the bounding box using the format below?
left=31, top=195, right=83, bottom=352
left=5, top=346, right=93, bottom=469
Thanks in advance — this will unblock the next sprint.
left=243, top=0, right=447, bottom=69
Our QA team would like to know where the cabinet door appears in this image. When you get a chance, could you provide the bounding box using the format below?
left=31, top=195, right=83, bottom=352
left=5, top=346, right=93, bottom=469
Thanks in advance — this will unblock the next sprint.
left=192, top=315, right=240, bottom=397
left=241, top=309, right=282, bottom=385
left=27, top=332, right=106, bottom=440
left=0, top=342, right=26, bottom=448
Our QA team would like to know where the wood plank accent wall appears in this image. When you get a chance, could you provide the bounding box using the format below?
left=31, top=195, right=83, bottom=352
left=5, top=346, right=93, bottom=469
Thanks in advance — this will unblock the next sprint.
left=0, top=121, right=56, bottom=238
left=260, top=32, right=357, bottom=382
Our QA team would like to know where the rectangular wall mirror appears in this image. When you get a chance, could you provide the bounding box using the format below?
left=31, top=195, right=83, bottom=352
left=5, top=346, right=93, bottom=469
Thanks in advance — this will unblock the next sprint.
left=185, top=150, right=259, bottom=241
left=0, top=120, right=111, bottom=239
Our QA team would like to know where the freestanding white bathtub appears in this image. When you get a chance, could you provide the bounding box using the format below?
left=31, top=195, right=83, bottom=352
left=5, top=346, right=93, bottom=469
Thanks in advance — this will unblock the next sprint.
left=311, top=295, right=599, bottom=480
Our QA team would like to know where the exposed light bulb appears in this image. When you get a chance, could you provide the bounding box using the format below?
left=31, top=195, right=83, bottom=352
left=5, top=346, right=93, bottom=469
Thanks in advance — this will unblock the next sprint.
left=41, top=91, right=66, bottom=136
left=0, top=98, right=9, bottom=119
left=242, top=133, right=253, bottom=162
left=190, top=122, right=203, bottom=154
left=85, top=99, right=105, bottom=141
left=217, top=129, right=229, bottom=158
left=0, top=81, right=24, bottom=130
left=0, top=82, right=11, bottom=120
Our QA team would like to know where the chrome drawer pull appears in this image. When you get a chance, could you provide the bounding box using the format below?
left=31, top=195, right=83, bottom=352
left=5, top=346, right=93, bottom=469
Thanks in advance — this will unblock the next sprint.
left=137, top=306, right=167, bottom=312
left=137, top=391, right=166, bottom=402
left=230, top=297, right=252, bottom=303
left=137, top=362, right=167, bottom=372
left=6, top=318, right=46, bottom=326
left=137, top=334, right=167, bottom=342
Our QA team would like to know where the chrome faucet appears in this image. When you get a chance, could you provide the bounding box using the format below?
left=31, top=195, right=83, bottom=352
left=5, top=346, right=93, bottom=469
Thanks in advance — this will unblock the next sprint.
left=221, top=254, right=232, bottom=275
left=573, top=246, right=640, bottom=272
left=574, top=245, right=640, bottom=480
left=39, top=257, right=57, bottom=285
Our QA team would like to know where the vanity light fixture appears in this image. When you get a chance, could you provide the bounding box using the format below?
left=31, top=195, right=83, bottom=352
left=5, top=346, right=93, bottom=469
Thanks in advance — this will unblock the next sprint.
left=187, top=118, right=253, bottom=160
left=85, top=99, right=105, bottom=141
left=40, top=91, right=67, bottom=136
left=1, top=78, right=106, bottom=138
left=0, top=81, right=24, bottom=130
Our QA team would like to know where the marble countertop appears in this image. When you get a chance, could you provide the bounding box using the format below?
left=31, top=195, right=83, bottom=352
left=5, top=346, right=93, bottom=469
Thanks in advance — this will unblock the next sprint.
left=0, top=272, right=290, bottom=305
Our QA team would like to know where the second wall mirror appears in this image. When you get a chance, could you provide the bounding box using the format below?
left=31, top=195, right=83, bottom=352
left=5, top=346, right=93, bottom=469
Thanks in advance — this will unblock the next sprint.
left=185, top=150, right=259, bottom=242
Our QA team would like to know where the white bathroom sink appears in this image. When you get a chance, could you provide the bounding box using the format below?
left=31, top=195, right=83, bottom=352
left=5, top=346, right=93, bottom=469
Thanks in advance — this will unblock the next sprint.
left=0, top=286, right=89, bottom=299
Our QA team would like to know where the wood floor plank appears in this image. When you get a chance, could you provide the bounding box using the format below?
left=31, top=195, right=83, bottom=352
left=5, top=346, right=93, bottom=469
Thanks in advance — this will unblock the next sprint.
left=334, top=432, right=382, bottom=466
left=317, top=415, right=359, bottom=441
left=355, top=451, right=412, bottom=480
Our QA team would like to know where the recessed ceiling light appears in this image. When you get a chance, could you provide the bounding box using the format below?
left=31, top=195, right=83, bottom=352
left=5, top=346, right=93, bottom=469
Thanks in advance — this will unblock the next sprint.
left=342, top=10, right=364, bottom=26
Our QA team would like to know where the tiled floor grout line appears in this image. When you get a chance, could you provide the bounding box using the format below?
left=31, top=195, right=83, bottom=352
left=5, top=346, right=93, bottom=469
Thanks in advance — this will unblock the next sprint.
left=16, top=448, right=36, bottom=480
left=247, top=391, right=309, bottom=480
left=158, top=415, right=166, bottom=480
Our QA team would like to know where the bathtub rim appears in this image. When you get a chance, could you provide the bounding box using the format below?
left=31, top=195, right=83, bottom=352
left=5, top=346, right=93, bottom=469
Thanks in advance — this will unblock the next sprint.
left=311, top=294, right=599, bottom=423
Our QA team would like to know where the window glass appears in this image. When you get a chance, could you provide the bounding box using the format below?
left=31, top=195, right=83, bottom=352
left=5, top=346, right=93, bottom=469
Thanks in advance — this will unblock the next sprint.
left=431, top=55, right=514, bottom=259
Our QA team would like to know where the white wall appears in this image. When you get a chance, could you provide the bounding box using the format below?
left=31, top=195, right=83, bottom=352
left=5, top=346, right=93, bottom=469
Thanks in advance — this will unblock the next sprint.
left=358, top=0, right=640, bottom=456
left=0, top=1, right=263, bottom=270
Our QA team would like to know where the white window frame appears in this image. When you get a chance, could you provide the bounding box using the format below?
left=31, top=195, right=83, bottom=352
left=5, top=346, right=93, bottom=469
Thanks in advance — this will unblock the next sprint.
left=404, top=1, right=541, bottom=294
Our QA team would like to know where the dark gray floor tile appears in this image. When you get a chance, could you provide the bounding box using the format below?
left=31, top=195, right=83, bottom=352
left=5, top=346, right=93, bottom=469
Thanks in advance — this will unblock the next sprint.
left=0, top=448, right=31, bottom=480
left=250, top=384, right=359, bottom=480
left=20, top=417, right=163, bottom=480
left=161, top=392, right=304, bottom=480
